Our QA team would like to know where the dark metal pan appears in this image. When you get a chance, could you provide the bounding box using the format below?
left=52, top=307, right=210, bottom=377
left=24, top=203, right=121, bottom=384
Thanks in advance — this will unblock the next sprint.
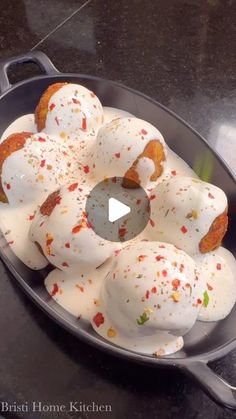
left=0, top=51, right=235, bottom=410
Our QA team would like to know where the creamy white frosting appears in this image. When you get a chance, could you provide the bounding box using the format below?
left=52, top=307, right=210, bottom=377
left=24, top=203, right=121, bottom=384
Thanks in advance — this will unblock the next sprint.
left=103, top=107, right=134, bottom=125
left=148, top=176, right=227, bottom=255
left=0, top=202, right=48, bottom=269
left=89, top=117, right=167, bottom=187
left=30, top=182, right=120, bottom=274
left=91, top=241, right=205, bottom=355
left=1, top=114, right=36, bottom=142
left=195, top=247, right=236, bottom=321
left=1, top=132, right=84, bottom=206
left=44, top=84, right=103, bottom=143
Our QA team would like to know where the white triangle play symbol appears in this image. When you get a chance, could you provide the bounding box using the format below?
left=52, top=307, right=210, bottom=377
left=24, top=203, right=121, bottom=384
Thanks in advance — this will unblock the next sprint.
left=108, top=197, right=131, bottom=222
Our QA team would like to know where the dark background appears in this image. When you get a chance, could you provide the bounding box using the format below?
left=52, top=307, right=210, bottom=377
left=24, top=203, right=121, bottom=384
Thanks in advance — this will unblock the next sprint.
left=0, top=1, right=236, bottom=418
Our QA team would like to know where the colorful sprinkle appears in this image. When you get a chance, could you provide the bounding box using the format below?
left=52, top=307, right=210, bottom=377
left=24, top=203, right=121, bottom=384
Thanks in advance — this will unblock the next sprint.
left=93, top=312, right=105, bottom=327
left=181, top=226, right=188, bottom=234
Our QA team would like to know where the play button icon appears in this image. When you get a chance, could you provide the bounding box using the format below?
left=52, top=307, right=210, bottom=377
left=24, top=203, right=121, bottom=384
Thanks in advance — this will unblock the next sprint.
left=85, top=177, right=150, bottom=242
left=108, top=198, right=131, bottom=222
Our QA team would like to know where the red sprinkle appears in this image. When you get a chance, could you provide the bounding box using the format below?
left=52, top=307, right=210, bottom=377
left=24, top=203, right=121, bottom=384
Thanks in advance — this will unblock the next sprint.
left=156, top=255, right=164, bottom=262
left=149, top=218, right=155, bottom=227
left=51, top=283, right=59, bottom=297
left=216, top=263, right=222, bottom=270
left=72, top=225, right=83, bottom=234
left=40, top=159, right=46, bottom=168
left=171, top=170, right=177, bottom=176
left=115, top=152, right=120, bottom=158
left=172, top=279, right=181, bottom=288
left=181, top=226, right=188, bottom=234
left=93, top=312, right=104, bottom=327
left=197, top=298, right=202, bottom=305
left=83, top=165, right=90, bottom=174
left=151, top=286, right=157, bottom=293
left=68, top=182, right=78, bottom=192
left=119, top=227, right=127, bottom=238
left=162, top=269, right=168, bottom=277
left=6, top=183, right=11, bottom=190
left=141, top=129, right=147, bottom=135
left=72, top=98, right=81, bottom=105
left=28, top=214, right=35, bottom=221
left=208, top=192, right=215, bottom=199
left=49, top=103, right=56, bottom=111
left=145, top=290, right=150, bottom=299
left=65, top=242, right=71, bottom=248
left=149, top=195, right=156, bottom=200
left=38, top=137, right=46, bottom=142
left=62, top=262, right=69, bottom=268
left=82, top=117, right=87, bottom=130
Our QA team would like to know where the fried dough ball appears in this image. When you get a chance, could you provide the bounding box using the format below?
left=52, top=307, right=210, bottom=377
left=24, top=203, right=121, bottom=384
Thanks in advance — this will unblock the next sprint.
left=35, top=82, right=67, bottom=131
left=0, top=132, right=32, bottom=202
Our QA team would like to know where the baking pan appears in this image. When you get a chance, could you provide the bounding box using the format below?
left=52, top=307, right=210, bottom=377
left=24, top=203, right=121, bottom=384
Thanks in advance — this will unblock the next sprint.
left=0, top=51, right=235, bottom=409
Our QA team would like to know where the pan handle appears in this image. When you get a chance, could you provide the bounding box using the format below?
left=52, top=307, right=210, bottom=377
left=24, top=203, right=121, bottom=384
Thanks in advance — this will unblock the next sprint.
left=0, top=51, right=59, bottom=93
left=185, top=361, right=236, bottom=410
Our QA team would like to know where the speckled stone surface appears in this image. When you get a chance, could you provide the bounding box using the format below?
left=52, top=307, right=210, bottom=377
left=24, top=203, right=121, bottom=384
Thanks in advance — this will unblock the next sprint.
left=0, top=0, right=236, bottom=418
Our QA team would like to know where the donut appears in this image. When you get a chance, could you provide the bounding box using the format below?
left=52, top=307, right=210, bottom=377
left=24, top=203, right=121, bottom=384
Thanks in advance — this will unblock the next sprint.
left=91, top=241, right=205, bottom=356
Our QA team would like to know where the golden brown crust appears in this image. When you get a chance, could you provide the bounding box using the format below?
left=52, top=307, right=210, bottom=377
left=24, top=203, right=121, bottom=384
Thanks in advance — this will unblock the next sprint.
left=35, top=82, right=68, bottom=131
left=0, top=132, right=32, bottom=203
left=199, top=210, right=228, bottom=253
left=40, top=190, right=61, bottom=216
left=123, top=139, right=166, bottom=188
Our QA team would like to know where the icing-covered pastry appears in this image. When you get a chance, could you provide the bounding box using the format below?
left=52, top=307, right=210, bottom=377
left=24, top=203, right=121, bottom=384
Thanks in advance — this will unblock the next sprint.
left=91, top=241, right=205, bottom=356
left=0, top=202, right=48, bottom=270
left=0, top=132, right=81, bottom=205
left=90, top=117, right=167, bottom=188
left=35, top=83, right=104, bottom=144
left=30, top=182, right=120, bottom=274
left=195, top=247, right=236, bottom=321
left=148, top=176, right=228, bottom=254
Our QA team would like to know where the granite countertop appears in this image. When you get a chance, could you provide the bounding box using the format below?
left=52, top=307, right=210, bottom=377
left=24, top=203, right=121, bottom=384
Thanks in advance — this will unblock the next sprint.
left=0, top=1, right=236, bottom=418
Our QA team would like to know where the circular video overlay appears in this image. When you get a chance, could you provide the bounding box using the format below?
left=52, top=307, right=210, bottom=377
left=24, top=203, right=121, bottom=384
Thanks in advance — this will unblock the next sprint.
left=85, top=177, right=150, bottom=242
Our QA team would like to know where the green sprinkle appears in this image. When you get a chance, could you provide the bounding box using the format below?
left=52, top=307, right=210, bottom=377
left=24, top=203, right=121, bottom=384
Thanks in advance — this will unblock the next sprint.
left=137, top=312, right=149, bottom=325
left=203, top=291, right=209, bottom=308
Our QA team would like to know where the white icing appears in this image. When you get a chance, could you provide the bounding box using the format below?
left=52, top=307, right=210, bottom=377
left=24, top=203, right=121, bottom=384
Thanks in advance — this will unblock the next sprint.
left=148, top=176, right=227, bottom=255
left=45, top=260, right=112, bottom=319
left=195, top=247, right=236, bottom=321
left=91, top=241, right=205, bottom=355
left=1, top=132, right=84, bottom=206
left=30, top=183, right=120, bottom=274
left=1, top=114, right=36, bottom=142
left=0, top=202, right=47, bottom=269
left=89, top=117, right=167, bottom=187
left=44, top=83, right=103, bottom=144
left=103, top=107, right=134, bottom=125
